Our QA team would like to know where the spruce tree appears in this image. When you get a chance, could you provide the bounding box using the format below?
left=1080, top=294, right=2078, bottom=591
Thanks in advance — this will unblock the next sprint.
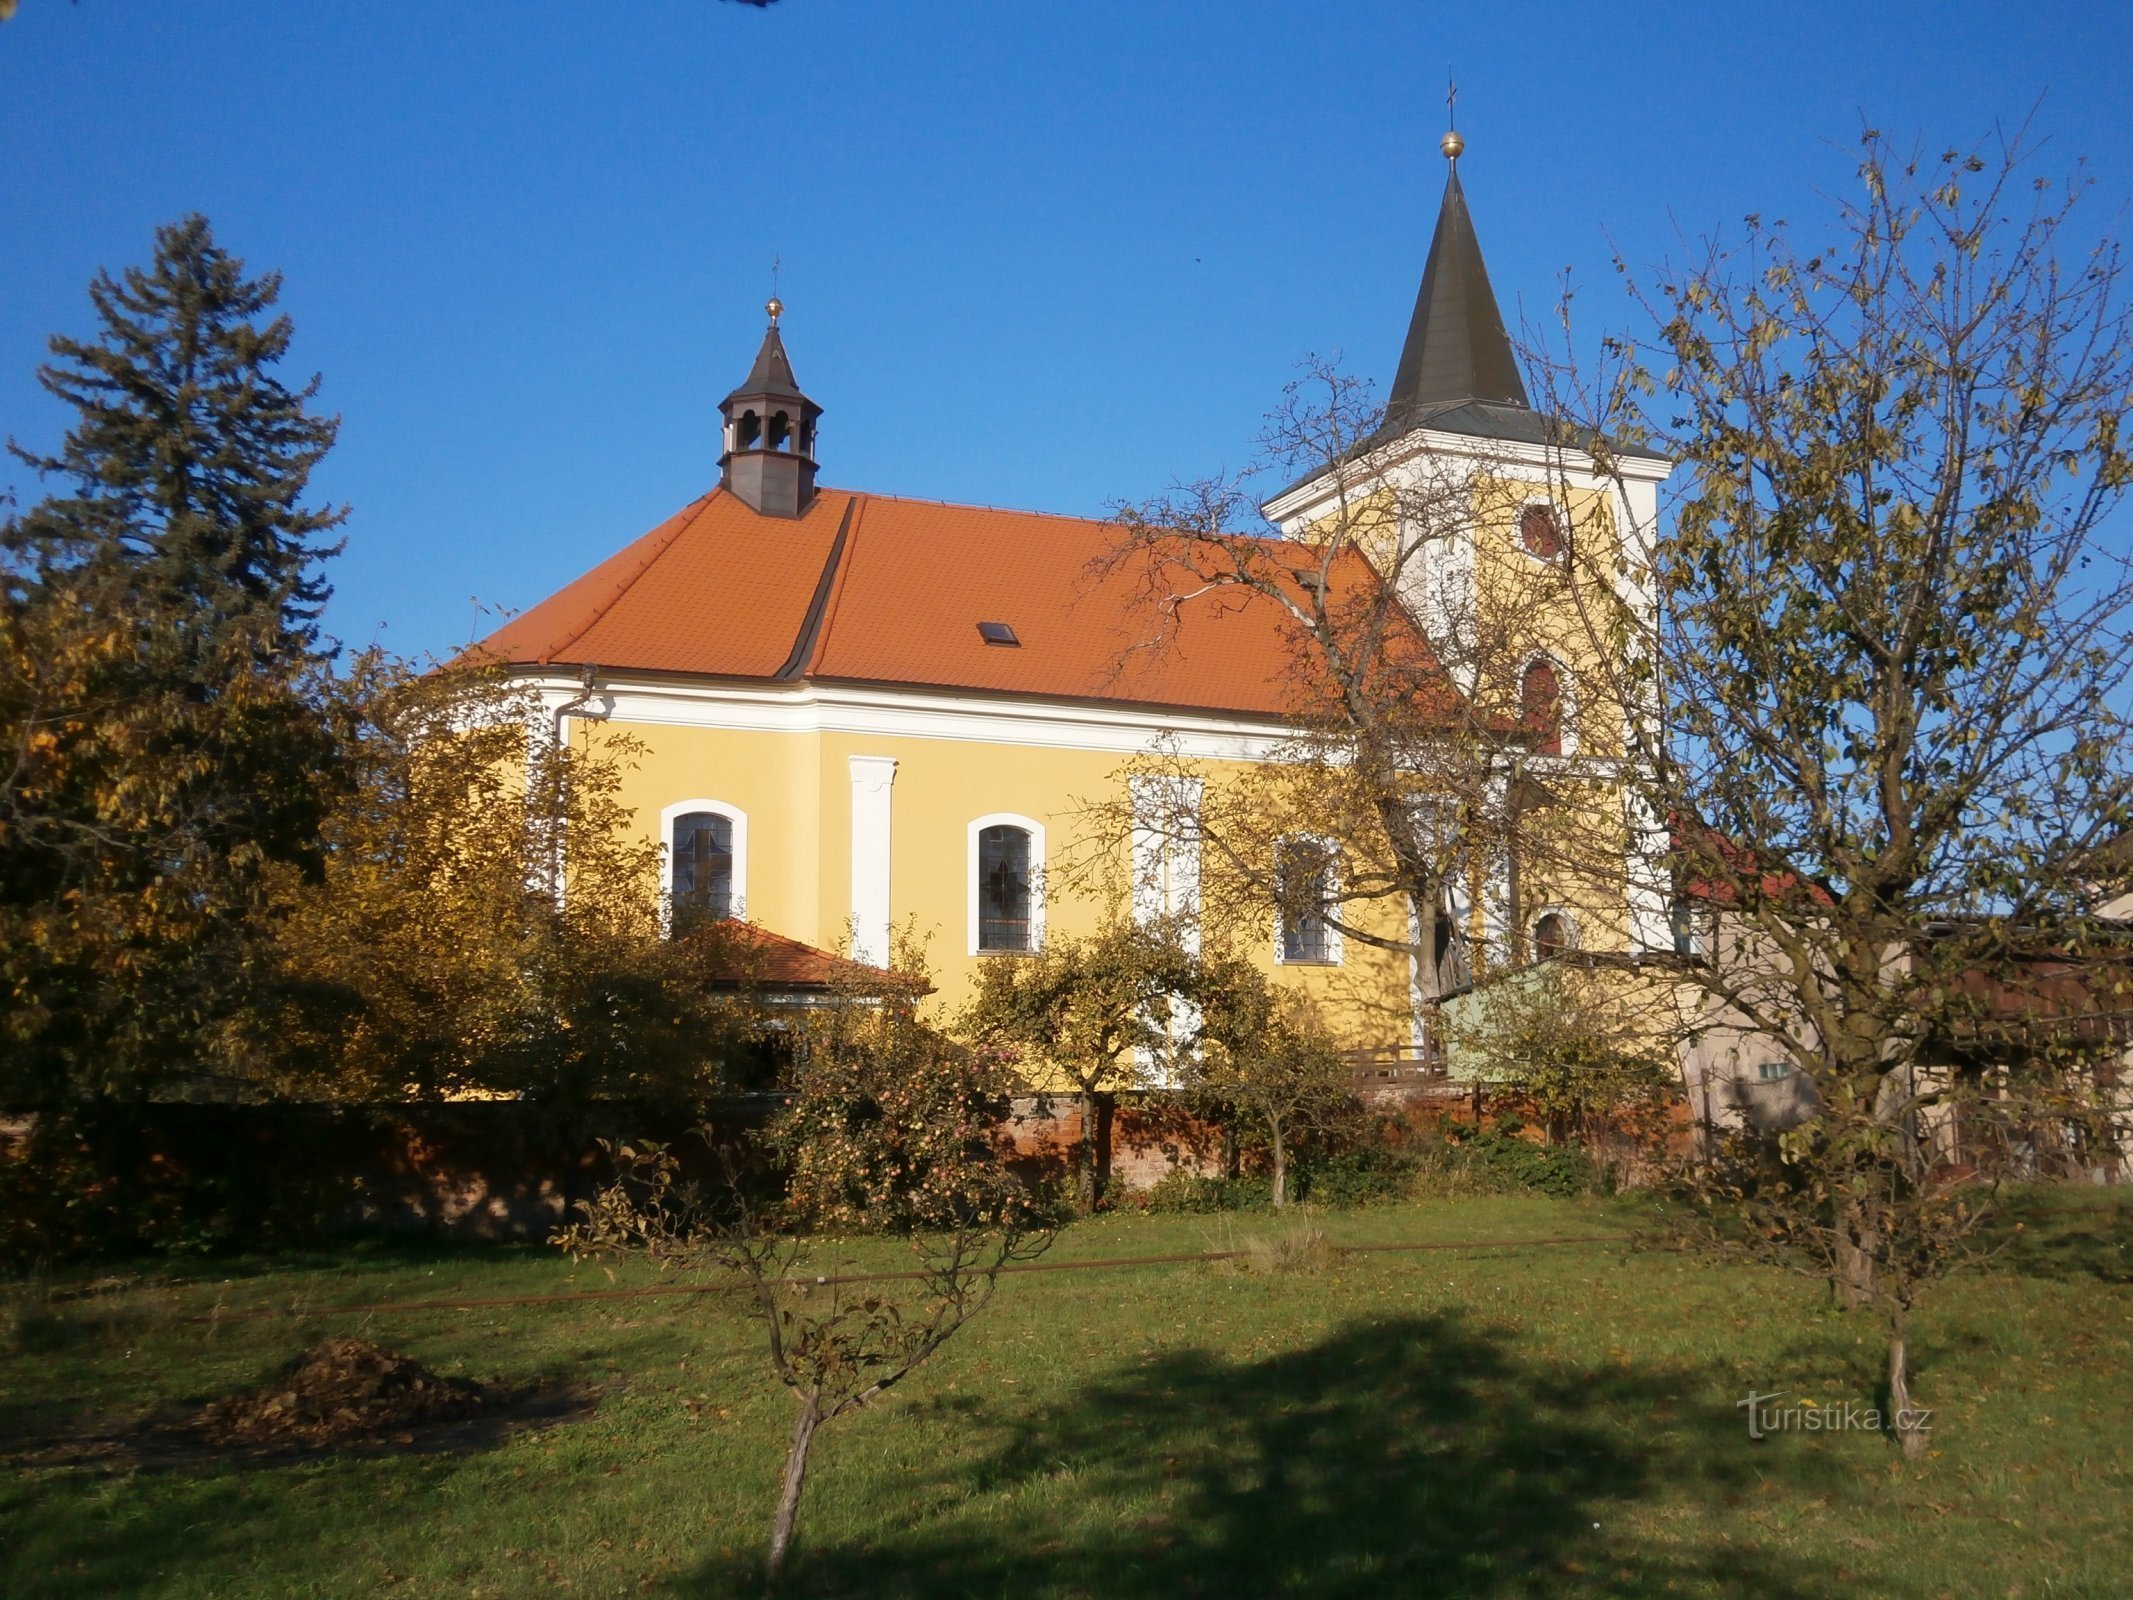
left=1, top=216, right=346, bottom=1107
left=12, top=213, right=342, bottom=648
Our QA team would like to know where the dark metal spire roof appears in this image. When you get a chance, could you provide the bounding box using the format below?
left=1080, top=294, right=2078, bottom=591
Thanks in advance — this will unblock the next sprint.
left=723, top=311, right=810, bottom=406
left=1264, top=139, right=1669, bottom=504
left=1387, top=163, right=1530, bottom=420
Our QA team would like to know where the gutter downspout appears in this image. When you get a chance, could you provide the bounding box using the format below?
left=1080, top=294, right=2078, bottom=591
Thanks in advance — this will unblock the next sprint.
left=547, top=663, right=605, bottom=901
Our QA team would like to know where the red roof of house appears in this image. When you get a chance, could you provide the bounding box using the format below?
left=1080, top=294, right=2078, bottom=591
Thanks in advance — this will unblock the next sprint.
left=477, top=486, right=1442, bottom=719
left=696, top=922, right=929, bottom=996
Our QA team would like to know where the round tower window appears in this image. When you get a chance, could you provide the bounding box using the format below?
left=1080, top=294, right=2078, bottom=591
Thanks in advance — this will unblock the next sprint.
left=1520, top=503, right=1564, bottom=559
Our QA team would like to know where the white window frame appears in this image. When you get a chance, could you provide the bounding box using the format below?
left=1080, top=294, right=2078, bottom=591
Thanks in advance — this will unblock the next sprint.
left=968, top=813, right=1046, bottom=956
left=1273, top=833, right=1343, bottom=966
left=1520, top=649, right=1579, bottom=757
left=661, top=798, right=748, bottom=933
left=1516, top=494, right=1568, bottom=565
left=1528, top=904, right=1579, bottom=962
left=1129, top=774, right=1204, bottom=945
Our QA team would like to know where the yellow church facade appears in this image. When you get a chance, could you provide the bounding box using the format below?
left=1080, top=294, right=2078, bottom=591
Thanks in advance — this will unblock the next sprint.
left=481, top=139, right=1672, bottom=1060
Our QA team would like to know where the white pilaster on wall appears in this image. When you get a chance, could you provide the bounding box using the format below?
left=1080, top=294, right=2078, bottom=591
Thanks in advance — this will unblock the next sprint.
left=848, top=755, right=898, bottom=967
left=1128, top=773, right=1204, bottom=1084
left=1482, top=773, right=1513, bottom=971
left=1624, top=786, right=1673, bottom=953
left=1406, top=897, right=1430, bottom=1056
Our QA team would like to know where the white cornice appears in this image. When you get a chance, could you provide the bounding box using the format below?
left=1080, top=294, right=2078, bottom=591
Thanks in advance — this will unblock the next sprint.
left=528, top=671, right=1301, bottom=762
left=1261, top=424, right=1673, bottom=530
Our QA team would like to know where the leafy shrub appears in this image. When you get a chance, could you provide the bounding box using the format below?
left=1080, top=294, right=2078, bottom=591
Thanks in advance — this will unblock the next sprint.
left=769, top=979, right=1028, bottom=1234
left=1142, top=1170, right=1230, bottom=1213
left=1293, top=1146, right=1417, bottom=1208
left=1142, top=1169, right=1273, bottom=1214
left=0, top=1107, right=352, bottom=1267
left=1446, top=1121, right=1597, bottom=1198
left=1142, top=1119, right=1604, bottom=1212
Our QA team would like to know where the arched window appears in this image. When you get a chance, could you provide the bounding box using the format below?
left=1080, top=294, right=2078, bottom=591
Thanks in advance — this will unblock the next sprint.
left=1276, top=838, right=1338, bottom=964
left=1522, top=657, right=1564, bottom=757
left=733, top=409, right=761, bottom=450
left=672, top=813, right=734, bottom=926
left=661, top=800, right=747, bottom=936
left=1519, top=501, right=1564, bottom=560
left=1532, top=911, right=1571, bottom=960
left=768, top=410, right=792, bottom=451
left=978, top=824, right=1032, bottom=951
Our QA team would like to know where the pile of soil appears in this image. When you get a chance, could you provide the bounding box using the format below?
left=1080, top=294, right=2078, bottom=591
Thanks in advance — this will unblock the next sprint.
left=188, top=1338, right=492, bottom=1448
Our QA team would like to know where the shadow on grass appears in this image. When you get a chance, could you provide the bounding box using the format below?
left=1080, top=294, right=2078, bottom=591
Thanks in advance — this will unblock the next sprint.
left=674, top=1309, right=1858, bottom=1599
left=6, top=1236, right=562, bottom=1316
left=1997, top=1209, right=2133, bottom=1286
left=2, top=1472, right=273, bottom=1599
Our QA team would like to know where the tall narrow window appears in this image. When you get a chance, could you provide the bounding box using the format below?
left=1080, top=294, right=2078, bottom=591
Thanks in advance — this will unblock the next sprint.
left=1522, top=658, right=1563, bottom=757
left=1277, top=839, right=1336, bottom=963
left=671, top=811, right=735, bottom=927
left=978, top=824, right=1032, bottom=951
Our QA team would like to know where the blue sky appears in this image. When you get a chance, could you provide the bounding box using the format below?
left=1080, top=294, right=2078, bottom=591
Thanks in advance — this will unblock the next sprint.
left=4, top=1, right=2129, bottom=660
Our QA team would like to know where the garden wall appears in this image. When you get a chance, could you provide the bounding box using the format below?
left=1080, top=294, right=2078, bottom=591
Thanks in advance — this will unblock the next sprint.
left=2, top=1078, right=1575, bottom=1256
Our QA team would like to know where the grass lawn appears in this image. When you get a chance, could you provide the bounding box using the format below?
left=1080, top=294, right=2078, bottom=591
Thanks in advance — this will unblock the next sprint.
left=2, top=1191, right=2128, bottom=1598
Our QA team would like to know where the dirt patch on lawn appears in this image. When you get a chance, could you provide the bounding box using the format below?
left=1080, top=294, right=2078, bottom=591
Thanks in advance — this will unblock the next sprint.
left=2, top=1339, right=603, bottom=1473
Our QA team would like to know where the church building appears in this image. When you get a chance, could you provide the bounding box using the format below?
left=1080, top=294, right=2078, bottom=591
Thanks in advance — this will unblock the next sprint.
left=478, top=133, right=1673, bottom=1060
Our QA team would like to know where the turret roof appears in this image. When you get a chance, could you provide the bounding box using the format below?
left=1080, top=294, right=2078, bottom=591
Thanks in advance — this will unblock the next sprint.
left=722, top=322, right=810, bottom=407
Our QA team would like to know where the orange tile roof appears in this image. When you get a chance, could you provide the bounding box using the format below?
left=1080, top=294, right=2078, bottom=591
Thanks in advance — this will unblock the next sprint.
left=695, top=922, right=929, bottom=996
left=478, top=485, right=1440, bottom=719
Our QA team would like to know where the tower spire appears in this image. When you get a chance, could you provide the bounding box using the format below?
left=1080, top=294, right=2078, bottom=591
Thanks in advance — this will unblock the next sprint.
left=1386, top=125, right=1528, bottom=425
left=719, top=299, right=822, bottom=517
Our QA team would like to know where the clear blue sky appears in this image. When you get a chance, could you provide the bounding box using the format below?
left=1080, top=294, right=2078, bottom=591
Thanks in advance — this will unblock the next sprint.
left=4, top=1, right=2129, bottom=660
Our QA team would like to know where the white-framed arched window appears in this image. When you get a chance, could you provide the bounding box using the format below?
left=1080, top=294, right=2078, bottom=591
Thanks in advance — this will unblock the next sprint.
left=1519, top=651, right=1578, bottom=757
left=661, top=799, right=748, bottom=934
left=1529, top=906, right=1578, bottom=963
left=1274, top=834, right=1342, bottom=965
left=969, top=814, right=1046, bottom=955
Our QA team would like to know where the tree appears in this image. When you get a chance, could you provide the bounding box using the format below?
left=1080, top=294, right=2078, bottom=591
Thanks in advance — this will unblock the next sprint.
left=1445, top=958, right=1679, bottom=1154
left=1554, top=126, right=2133, bottom=1457
left=768, top=938, right=1021, bottom=1232
left=1, top=215, right=345, bottom=1105
left=12, top=214, right=342, bottom=650
left=561, top=953, right=1048, bottom=1588
left=245, top=648, right=759, bottom=1106
left=1189, top=972, right=1356, bottom=1209
left=1087, top=358, right=1649, bottom=1058
left=958, top=918, right=1215, bottom=1209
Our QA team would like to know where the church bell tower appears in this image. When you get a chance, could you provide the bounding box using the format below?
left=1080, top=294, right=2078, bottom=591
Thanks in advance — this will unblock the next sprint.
left=719, top=298, right=822, bottom=517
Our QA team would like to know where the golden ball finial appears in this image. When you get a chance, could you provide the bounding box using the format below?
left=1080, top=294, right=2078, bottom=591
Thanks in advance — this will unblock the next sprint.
left=1440, top=129, right=1465, bottom=161
left=766, top=295, right=783, bottom=324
